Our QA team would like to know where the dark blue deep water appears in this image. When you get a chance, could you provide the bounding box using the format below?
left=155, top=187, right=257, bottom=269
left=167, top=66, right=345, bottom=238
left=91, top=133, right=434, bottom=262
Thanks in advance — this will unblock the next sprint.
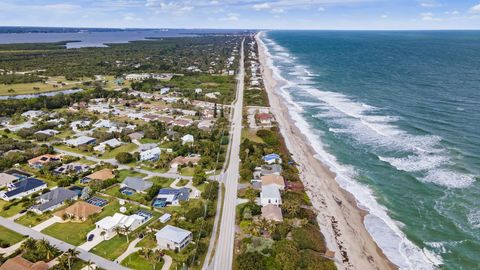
left=262, top=31, right=480, bottom=270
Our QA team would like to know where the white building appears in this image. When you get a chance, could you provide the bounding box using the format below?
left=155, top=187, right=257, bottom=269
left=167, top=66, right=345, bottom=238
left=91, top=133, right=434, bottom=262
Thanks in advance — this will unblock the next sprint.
left=65, top=136, right=96, bottom=147
left=94, top=138, right=123, bottom=152
left=140, top=147, right=161, bottom=161
left=260, top=184, right=282, bottom=207
left=155, top=225, right=192, bottom=251
left=92, top=213, right=146, bottom=240
left=181, top=134, right=194, bottom=145
left=21, top=110, right=44, bottom=119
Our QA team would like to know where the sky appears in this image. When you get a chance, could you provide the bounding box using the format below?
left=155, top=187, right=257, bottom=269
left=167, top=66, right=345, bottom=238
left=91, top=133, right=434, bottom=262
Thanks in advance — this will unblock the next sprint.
left=1, top=0, right=480, bottom=30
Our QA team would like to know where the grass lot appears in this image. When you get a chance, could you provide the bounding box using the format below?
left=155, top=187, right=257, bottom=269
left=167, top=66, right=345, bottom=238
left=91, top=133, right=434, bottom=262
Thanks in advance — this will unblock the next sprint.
left=137, top=235, right=157, bottom=249
left=170, top=74, right=236, bottom=104
left=99, top=143, right=138, bottom=159
left=42, top=200, right=120, bottom=246
left=117, top=170, right=147, bottom=182
left=150, top=177, right=175, bottom=188
left=15, top=211, right=53, bottom=227
left=0, top=200, right=27, bottom=218
left=91, top=235, right=129, bottom=260
left=180, top=167, right=195, bottom=176
left=56, top=130, right=74, bottom=139
left=121, top=251, right=164, bottom=270
left=0, top=225, right=26, bottom=246
left=242, top=129, right=264, bottom=143
left=55, top=145, right=93, bottom=156
left=177, top=179, right=189, bottom=187
left=0, top=82, right=82, bottom=96
left=139, top=165, right=168, bottom=174
left=139, top=138, right=160, bottom=144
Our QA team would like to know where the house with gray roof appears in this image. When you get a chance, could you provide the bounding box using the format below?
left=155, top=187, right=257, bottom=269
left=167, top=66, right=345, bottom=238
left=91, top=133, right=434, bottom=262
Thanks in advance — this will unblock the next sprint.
left=155, top=225, right=192, bottom=251
left=121, top=177, right=153, bottom=193
left=155, top=188, right=190, bottom=206
left=0, top=173, right=18, bottom=187
left=0, top=178, right=47, bottom=201
left=32, top=188, right=78, bottom=214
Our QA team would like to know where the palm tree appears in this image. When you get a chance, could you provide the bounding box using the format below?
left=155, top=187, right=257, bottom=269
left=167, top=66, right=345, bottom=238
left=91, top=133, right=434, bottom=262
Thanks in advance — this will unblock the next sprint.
left=122, top=225, right=132, bottom=243
left=84, top=260, right=95, bottom=270
left=21, top=238, right=36, bottom=251
left=114, top=226, right=123, bottom=238
left=150, top=249, right=163, bottom=270
left=65, top=248, right=80, bottom=270
left=36, top=239, right=56, bottom=261
left=100, top=230, right=107, bottom=240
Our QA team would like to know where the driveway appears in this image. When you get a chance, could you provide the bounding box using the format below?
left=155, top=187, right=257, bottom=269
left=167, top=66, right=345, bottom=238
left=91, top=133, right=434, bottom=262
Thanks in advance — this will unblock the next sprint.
left=32, top=216, right=59, bottom=232
left=78, top=228, right=104, bottom=251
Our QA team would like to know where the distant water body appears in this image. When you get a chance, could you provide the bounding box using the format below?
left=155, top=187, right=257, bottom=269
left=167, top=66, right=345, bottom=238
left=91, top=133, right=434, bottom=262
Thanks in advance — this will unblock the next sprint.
left=0, top=29, right=236, bottom=48
left=261, top=31, right=480, bottom=270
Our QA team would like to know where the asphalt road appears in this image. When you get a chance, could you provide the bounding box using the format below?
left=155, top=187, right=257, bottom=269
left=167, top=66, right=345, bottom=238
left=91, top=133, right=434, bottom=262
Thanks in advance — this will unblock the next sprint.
left=0, top=217, right=130, bottom=270
left=211, top=38, right=245, bottom=270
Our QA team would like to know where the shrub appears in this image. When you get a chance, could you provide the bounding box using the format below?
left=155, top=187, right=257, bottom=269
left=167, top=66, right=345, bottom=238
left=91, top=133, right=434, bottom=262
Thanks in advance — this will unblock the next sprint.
left=291, top=223, right=327, bottom=253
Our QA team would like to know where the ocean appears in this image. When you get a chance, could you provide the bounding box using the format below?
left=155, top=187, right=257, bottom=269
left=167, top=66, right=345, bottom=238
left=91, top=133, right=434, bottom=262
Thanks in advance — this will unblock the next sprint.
left=260, top=31, right=480, bottom=270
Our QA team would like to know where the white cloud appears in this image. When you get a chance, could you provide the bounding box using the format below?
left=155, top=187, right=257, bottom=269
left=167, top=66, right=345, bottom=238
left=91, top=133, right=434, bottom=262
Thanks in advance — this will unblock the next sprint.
left=145, top=1, right=193, bottom=14
left=220, top=12, right=239, bottom=21
left=44, top=4, right=80, bottom=13
left=419, top=0, right=439, bottom=8
left=470, top=4, right=480, bottom=13
left=272, top=7, right=285, bottom=13
left=381, top=14, right=388, bottom=19
left=420, top=12, right=440, bottom=21
left=253, top=3, right=271, bottom=11
left=444, top=10, right=459, bottom=15
left=318, top=7, right=325, bottom=12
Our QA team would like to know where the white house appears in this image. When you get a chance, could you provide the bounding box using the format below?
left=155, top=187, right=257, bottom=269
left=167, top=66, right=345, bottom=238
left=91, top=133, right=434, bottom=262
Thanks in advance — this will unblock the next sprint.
left=65, top=136, right=96, bottom=147
left=140, top=147, right=161, bottom=161
left=35, top=129, right=60, bottom=136
left=92, top=213, right=146, bottom=240
left=260, top=184, right=282, bottom=207
left=21, top=110, right=44, bottom=119
left=155, top=225, right=192, bottom=251
left=181, top=134, right=194, bottom=145
left=0, top=178, right=47, bottom=201
left=194, top=88, right=203, bottom=94
left=94, top=138, right=123, bottom=152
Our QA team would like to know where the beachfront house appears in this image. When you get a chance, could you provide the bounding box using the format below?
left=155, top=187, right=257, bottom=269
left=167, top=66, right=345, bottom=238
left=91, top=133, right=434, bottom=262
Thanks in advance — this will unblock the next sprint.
left=31, top=188, right=78, bottom=214
left=0, top=178, right=47, bottom=201
left=260, top=184, right=282, bottom=207
left=261, top=204, right=283, bottom=222
left=260, top=174, right=286, bottom=190
left=155, top=225, right=193, bottom=251
left=262, top=153, right=282, bottom=165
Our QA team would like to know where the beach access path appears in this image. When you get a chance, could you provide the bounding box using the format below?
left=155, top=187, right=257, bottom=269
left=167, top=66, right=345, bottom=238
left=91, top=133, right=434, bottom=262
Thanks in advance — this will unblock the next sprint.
left=211, top=38, right=245, bottom=270
left=0, top=217, right=130, bottom=270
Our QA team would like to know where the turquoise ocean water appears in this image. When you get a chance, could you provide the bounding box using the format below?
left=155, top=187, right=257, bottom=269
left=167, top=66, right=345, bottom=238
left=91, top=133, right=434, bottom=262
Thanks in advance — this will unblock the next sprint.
left=261, top=31, right=480, bottom=270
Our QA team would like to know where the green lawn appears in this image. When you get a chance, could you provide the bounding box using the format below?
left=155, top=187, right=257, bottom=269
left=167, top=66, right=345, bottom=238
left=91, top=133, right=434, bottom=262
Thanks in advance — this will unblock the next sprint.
left=99, top=143, right=138, bottom=159
left=137, top=235, right=157, bottom=249
left=140, top=165, right=169, bottom=174
left=150, top=177, right=175, bottom=188
left=0, top=200, right=26, bottom=218
left=55, top=145, right=93, bottom=156
left=0, top=225, right=26, bottom=246
left=177, top=179, right=189, bottom=187
left=91, top=235, right=130, bottom=260
left=42, top=200, right=120, bottom=246
left=121, top=251, right=164, bottom=270
left=180, top=167, right=195, bottom=176
left=242, top=129, right=264, bottom=143
left=0, top=81, right=82, bottom=96
left=117, top=170, right=147, bottom=182
left=139, top=138, right=160, bottom=144
left=15, top=211, right=53, bottom=227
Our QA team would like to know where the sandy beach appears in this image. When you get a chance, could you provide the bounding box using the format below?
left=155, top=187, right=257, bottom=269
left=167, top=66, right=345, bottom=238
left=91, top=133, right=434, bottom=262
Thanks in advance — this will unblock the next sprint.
left=256, top=32, right=397, bottom=270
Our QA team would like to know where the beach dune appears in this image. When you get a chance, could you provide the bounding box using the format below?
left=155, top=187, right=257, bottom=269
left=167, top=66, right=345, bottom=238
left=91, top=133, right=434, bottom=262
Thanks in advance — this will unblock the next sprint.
left=256, top=32, right=397, bottom=270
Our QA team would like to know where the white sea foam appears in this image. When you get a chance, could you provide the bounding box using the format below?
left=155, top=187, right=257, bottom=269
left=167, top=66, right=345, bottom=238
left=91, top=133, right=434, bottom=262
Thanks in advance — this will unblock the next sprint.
left=467, top=209, right=480, bottom=229
left=423, top=169, right=475, bottom=189
left=260, top=32, right=441, bottom=270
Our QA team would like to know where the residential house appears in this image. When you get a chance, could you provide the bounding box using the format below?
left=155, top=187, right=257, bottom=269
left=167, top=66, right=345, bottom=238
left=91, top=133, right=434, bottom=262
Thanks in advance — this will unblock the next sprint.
left=262, top=153, right=282, bottom=165
left=159, top=213, right=171, bottom=223
left=155, top=188, right=190, bottom=206
left=92, top=213, right=147, bottom=240
left=94, top=138, right=123, bottom=152
left=256, top=113, right=273, bottom=125
left=82, top=168, right=115, bottom=184
left=54, top=162, right=90, bottom=175
left=65, top=136, right=96, bottom=147
left=121, top=177, right=153, bottom=193
left=140, top=146, right=161, bottom=161
left=260, top=174, right=285, bottom=190
left=172, top=118, right=193, bottom=127
left=181, top=134, right=194, bottom=145
left=21, top=110, right=44, bottom=119
left=261, top=204, right=283, bottom=222
left=260, top=184, right=282, bottom=207
left=170, top=155, right=201, bottom=171
left=0, top=178, right=47, bottom=201
left=28, top=154, right=63, bottom=169
left=31, top=188, right=78, bottom=214
left=127, top=132, right=144, bottom=141
left=0, top=173, right=18, bottom=187
left=54, top=201, right=102, bottom=221
left=155, top=225, right=193, bottom=251
left=0, top=256, right=48, bottom=270
left=198, top=119, right=214, bottom=130
left=34, top=129, right=59, bottom=136
left=253, top=164, right=282, bottom=179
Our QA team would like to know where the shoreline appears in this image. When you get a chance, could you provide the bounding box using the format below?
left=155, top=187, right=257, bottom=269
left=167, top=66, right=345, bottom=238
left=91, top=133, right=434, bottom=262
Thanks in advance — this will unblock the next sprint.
left=256, top=32, right=397, bottom=270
